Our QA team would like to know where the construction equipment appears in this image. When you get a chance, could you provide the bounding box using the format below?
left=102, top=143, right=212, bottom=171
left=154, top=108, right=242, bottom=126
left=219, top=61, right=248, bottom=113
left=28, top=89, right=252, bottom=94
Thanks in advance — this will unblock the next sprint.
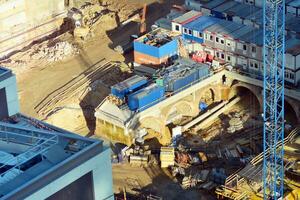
left=140, top=4, right=147, bottom=35
left=262, top=0, right=286, bottom=198
left=69, top=5, right=104, bottom=40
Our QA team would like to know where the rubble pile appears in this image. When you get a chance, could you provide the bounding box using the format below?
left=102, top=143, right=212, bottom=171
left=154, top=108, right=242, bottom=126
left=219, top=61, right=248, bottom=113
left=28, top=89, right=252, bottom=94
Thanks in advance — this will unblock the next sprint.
left=31, top=41, right=79, bottom=62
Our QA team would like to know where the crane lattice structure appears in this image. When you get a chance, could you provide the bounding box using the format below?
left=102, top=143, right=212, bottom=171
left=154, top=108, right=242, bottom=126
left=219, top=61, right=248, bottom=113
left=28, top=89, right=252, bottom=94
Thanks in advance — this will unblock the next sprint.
left=263, top=0, right=285, bottom=199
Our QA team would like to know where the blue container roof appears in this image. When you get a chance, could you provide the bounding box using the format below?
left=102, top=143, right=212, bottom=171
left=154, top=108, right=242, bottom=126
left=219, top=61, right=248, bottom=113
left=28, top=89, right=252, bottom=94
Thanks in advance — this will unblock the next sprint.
left=214, top=1, right=238, bottom=13
left=238, top=29, right=263, bottom=45
left=183, top=16, right=219, bottom=32
left=112, top=75, right=147, bottom=91
left=131, top=83, right=162, bottom=99
left=230, top=26, right=254, bottom=40
left=288, top=0, right=300, bottom=7
left=205, top=20, right=243, bottom=35
left=202, top=0, right=226, bottom=9
left=173, top=10, right=201, bottom=24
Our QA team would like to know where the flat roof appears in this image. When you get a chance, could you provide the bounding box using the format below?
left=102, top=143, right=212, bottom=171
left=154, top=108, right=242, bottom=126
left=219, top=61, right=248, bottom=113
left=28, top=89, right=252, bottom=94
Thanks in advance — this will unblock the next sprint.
left=288, top=0, right=300, bottom=7
left=205, top=20, right=243, bottom=36
left=0, top=66, right=13, bottom=82
left=136, top=28, right=180, bottom=46
left=183, top=16, right=219, bottom=32
left=286, top=13, right=300, bottom=33
left=226, top=4, right=260, bottom=18
left=239, top=29, right=263, bottom=45
left=172, top=10, right=202, bottom=24
left=202, top=0, right=226, bottom=9
left=0, top=114, right=103, bottom=199
left=213, top=1, right=238, bottom=13
left=286, top=38, right=300, bottom=56
left=230, top=26, right=255, bottom=40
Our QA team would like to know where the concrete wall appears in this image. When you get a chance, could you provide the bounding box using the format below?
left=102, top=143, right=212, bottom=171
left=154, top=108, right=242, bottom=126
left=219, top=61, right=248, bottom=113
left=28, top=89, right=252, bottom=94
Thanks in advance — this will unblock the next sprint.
left=0, top=74, right=19, bottom=118
left=0, top=0, right=66, bottom=58
left=25, top=147, right=114, bottom=200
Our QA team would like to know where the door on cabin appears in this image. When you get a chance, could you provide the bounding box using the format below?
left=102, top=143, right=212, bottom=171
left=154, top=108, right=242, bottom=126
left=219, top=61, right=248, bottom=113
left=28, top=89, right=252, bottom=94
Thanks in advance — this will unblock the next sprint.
left=0, top=88, right=8, bottom=119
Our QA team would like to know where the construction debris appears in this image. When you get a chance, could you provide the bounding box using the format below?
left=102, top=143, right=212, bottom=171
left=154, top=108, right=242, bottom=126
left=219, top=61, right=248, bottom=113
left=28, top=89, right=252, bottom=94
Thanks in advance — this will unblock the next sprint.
left=31, top=41, right=79, bottom=62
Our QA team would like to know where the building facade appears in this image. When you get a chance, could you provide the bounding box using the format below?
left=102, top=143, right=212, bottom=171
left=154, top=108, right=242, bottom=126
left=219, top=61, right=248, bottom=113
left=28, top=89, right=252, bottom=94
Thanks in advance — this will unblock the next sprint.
left=0, top=66, right=114, bottom=200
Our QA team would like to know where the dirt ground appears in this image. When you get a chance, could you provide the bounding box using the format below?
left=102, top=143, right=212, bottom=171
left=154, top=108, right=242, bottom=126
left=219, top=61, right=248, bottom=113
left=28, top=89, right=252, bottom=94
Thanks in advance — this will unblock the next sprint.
left=112, top=164, right=216, bottom=200
left=0, top=0, right=184, bottom=135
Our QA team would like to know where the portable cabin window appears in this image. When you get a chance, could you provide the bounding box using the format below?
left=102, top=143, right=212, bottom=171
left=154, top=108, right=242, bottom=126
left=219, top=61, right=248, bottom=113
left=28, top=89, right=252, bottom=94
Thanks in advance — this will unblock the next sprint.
left=227, top=55, right=231, bottom=61
left=210, top=35, right=213, bottom=41
left=254, top=63, right=258, bottom=69
left=216, top=37, right=219, bottom=43
left=188, top=29, right=192, bottom=35
left=216, top=52, right=220, bottom=58
left=221, top=53, right=225, bottom=59
left=220, top=39, right=224, bottom=45
left=175, top=25, right=180, bottom=31
left=184, top=28, right=188, bottom=34
left=198, top=32, right=203, bottom=38
left=243, top=44, right=247, bottom=51
left=251, top=46, right=256, bottom=53
left=237, top=43, right=243, bottom=49
left=226, top=41, right=231, bottom=46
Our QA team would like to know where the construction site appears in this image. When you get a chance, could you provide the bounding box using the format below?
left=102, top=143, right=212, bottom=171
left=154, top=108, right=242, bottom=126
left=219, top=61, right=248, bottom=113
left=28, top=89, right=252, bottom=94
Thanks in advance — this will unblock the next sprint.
left=0, top=0, right=299, bottom=199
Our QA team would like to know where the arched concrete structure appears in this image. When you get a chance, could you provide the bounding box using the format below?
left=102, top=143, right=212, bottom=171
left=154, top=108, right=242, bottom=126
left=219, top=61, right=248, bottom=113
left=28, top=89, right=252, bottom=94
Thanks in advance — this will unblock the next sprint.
left=230, top=82, right=263, bottom=112
left=139, top=116, right=164, bottom=133
left=164, top=100, right=196, bottom=120
left=285, top=97, right=300, bottom=123
left=195, top=87, right=217, bottom=106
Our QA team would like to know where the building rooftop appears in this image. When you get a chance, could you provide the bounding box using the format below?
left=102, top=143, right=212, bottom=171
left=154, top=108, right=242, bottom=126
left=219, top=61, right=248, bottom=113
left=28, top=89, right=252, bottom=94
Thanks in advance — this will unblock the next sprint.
left=0, top=66, right=12, bottom=82
left=288, top=0, right=300, bottom=7
left=205, top=20, right=243, bottom=36
left=229, top=26, right=255, bottom=40
left=225, top=3, right=260, bottom=18
left=136, top=28, right=180, bottom=47
left=183, top=16, right=219, bottom=32
left=201, top=0, right=225, bottom=10
left=213, top=1, right=238, bottom=13
left=0, top=114, right=103, bottom=199
left=286, top=38, right=300, bottom=56
left=172, top=10, right=202, bottom=24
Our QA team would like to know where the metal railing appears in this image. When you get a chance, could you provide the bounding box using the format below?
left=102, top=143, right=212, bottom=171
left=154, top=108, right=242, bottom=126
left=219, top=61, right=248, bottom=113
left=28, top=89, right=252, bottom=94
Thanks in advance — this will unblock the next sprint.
left=0, top=122, right=58, bottom=185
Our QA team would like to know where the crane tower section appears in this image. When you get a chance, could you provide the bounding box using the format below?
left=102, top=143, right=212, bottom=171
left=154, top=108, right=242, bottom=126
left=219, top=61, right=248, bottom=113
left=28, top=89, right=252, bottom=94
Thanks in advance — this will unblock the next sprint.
left=263, top=0, right=285, bottom=199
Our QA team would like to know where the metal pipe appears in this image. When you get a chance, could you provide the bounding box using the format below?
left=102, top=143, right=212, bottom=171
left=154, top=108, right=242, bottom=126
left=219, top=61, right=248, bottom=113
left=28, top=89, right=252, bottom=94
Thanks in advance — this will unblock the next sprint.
left=192, top=97, right=241, bottom=131
left=182, top=100, right=228, bottom=131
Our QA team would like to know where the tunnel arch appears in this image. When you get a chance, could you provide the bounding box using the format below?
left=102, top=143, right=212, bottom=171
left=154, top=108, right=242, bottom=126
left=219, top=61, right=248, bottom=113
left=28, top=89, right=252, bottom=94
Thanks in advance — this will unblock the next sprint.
left=139, top=116, right=164, bottom=133
left=229, top=83, right=263, bottom=113
left=165, top=100, right=195, bottom=120
left=284, top=99, right=298, bottom=125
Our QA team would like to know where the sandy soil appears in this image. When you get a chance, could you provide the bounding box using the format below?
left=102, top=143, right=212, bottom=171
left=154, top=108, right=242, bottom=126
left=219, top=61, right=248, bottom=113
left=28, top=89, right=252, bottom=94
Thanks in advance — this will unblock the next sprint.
left=112, top=163, right=216, bottom=200
left=0, top=0, right=183, bottom=135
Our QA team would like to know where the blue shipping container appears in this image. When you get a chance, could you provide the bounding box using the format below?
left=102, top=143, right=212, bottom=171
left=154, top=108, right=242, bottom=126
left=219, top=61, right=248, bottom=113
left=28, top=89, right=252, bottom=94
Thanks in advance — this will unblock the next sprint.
left=134, top=39, right=178, bottom=59
left=127, top=83, right=165, bottom=111
left=198, top=64, right=210, bottom=80
left=165, top=69, right=199, bottom=92
left=111, top=75, right=148, bottom=99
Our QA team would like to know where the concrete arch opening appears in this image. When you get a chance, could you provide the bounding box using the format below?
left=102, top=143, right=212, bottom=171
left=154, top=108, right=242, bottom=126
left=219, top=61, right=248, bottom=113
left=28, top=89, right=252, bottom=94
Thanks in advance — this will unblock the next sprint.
left=139, top=116, right=171, bottom=145
left=197, top=88, right=216, bottom=107
left=229, top=85, right=262, bottom=115
left=284, top=100, right=298, bottom=125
